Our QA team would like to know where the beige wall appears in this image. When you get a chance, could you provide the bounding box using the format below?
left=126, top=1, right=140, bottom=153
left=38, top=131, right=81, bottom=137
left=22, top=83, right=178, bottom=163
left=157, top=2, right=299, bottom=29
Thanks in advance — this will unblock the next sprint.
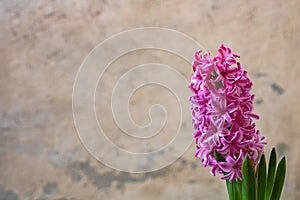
left=0, top=0, right=299, bottom=199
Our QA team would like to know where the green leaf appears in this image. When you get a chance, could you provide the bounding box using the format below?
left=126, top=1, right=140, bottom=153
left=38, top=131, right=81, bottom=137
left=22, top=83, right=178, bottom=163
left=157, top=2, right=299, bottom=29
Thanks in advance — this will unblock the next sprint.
left=214, top=150, right=226, bottom=162
left=226, top=179, right=234, bottom=200
left=233, top=180, right=241, bottom=200
left=270, top=157, right=286, bottom=200
left=242, top=156, right=256, bottom=200
left=237, top=179, right=242, bottom=199
left=226, top=179, right=242, bottom=200
left=265, top=148, right=277, bottom=200
left=257, top=154, right=266, bottom=200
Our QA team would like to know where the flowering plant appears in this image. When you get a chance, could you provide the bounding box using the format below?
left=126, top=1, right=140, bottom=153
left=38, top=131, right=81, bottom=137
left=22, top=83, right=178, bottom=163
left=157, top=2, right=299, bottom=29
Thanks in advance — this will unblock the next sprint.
left=189, top=44, right=286, bottom=200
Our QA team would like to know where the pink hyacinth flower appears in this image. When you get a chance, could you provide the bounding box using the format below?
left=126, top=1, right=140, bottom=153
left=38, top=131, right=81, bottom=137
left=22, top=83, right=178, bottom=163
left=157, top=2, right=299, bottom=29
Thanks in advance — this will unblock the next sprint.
left=189, top=44, right=266, bottom=182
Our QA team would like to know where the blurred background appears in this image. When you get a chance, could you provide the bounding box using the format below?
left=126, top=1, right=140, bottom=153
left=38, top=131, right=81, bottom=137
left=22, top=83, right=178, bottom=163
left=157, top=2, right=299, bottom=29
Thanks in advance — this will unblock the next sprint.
left=0, top=0, right=299, bottom=199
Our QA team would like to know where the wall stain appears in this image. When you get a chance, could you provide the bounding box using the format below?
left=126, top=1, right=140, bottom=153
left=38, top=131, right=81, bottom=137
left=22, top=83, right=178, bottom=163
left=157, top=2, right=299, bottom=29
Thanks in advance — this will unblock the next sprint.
left=271, top=83, right=285, bottom=95
left=276, top=142, right=289, bottom=157
left=0, top=185, right=19, bottom=200
left=190, top=162, right=197, bottom=169
left=68, top=161, right=169, bottom=190
left=68, top=158, right=200, bottom=190
left=254, top=72, right=268, bottom=78
left=43, top=182, right=57, bottom=195
left=255, top=98, right=264, bottom=105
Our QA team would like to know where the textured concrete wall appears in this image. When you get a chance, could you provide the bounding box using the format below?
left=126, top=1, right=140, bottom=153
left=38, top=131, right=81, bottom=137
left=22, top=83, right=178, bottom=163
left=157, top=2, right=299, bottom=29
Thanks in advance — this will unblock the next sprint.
left=0, top=0, right=299, bottom=199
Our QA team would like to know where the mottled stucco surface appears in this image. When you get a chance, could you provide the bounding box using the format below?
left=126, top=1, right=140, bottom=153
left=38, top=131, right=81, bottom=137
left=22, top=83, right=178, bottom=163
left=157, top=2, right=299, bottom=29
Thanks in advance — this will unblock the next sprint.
left=0, top=0, right=300, bottom=199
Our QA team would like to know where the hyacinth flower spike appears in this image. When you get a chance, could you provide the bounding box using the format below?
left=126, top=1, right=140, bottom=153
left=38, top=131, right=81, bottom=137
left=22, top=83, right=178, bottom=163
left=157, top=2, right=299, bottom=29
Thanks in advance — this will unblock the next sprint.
left=189, top=44, right=286, bottom=200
